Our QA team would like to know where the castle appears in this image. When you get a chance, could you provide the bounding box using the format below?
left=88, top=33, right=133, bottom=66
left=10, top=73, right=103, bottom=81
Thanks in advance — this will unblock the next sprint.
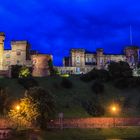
left=0, top=32, right=140, bottom=77
left=0, top=33, right=52, bottom=77
left=56, top=47, right=140, bottom=74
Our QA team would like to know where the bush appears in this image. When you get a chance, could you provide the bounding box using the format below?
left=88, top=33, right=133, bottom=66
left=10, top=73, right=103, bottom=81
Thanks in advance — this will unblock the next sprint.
left=82, top=100, right=105, bottom=116
left=11, top=65, right=22, bottom=78
left=19, top=66, right=32, bottom=78
left=18, top=78, right=39, bottom=89
left=61, top=78, right=73, bottom=89
left=80, top=69, right=110, bottom=82
left=108, top=61, right=132, bottom=79
left=91, top=81, right=104, bottom=94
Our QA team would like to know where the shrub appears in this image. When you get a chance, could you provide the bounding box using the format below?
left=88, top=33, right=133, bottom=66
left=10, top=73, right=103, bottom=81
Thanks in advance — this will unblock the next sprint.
left=108, top=61, right=132, bottom=79
left=19, top=66, right=32, bottom=78
left=91, top=81, right=104, bottom=94
left=61, top=78, right=73, bottom=89
left=80, top=69, right=110, bottom=82
left=11, top=65, right=22, bottom=78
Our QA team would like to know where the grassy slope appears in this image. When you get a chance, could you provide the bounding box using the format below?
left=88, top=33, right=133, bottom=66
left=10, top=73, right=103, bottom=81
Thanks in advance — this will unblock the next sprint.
left=1, top=75, right=140, bottom=118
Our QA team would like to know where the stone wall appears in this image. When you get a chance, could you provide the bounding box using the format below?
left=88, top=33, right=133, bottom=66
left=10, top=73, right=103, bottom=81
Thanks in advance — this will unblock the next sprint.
left=48, top=117, right=140, bottom=128
left=32, top=54, right=52, bottom=77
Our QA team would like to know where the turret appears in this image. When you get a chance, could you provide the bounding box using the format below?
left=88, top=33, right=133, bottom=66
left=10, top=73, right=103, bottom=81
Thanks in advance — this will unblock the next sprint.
left=124, top=46, right=140, bottom=67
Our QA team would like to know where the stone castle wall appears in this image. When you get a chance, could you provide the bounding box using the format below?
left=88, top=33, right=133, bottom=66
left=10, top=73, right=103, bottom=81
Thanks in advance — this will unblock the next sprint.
left=32, top=54, right=52, bottom=77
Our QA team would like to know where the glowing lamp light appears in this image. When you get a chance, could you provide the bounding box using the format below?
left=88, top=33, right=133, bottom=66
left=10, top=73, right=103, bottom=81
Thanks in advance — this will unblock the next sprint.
left=110, top=105, right=118, bottom=114
left=16, top=105, right=20, bottom=111
left=112, top=106, right=116, bottom=112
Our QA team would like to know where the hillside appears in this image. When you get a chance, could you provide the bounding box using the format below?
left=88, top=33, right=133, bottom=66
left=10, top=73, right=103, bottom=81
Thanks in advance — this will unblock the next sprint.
left=0, top=75, right=140, bottom=118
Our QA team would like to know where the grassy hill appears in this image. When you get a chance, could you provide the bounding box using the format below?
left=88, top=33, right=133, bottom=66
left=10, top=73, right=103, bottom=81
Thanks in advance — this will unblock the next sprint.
left=1, top=75, right=140, bottom=118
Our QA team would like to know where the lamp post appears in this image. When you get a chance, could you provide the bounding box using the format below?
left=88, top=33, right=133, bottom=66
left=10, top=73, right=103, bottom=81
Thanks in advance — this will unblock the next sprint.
left=110, top=105, right=118, bottom=128
left=15, top=105, right=21, bottom=128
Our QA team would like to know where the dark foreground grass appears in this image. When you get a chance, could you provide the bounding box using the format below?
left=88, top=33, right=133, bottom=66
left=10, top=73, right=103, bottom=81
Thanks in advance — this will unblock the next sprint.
left=13, top=127, right=140, bottom=140
left=1, top=76, right=140, bottom=117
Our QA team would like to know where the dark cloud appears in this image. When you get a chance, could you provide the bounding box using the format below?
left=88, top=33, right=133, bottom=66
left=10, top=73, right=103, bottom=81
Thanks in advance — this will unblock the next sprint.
left=0, top=0, right=140, bottom=65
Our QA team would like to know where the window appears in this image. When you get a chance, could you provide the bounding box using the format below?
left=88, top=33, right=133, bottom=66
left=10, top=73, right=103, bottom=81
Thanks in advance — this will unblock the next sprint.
left=17, top=60, right=20, bottom=64
left=76, top=56, right=80, bottom=64
left=17, top=50, right=21, bottom=55
left=89, top=58, right=92, bottom=62
left=6, top=54, right=10, bottom=58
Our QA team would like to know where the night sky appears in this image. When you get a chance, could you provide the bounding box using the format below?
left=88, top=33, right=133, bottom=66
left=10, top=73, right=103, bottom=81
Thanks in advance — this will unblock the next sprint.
left=0, top=0, right=140, bottom=65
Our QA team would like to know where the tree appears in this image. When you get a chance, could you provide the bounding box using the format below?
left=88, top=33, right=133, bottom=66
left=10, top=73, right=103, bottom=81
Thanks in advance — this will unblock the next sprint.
left=9, top=97, right=38, bottom=127
left=9, top=87, right=55, bottom=129
left=11, top=65, right=22, bottom=78
left=48, top=59, right=56, bottom=76
left=26, top=87, right=55, bottom=129
left=82, top=99, right=105, bottom=116
left=80, top=69, right=110, bottom=82
left=108, top=61, right=132, bottom=79
left=19, top=66, right=31, bottom=78
left=0, top=87, right=12, bottom=116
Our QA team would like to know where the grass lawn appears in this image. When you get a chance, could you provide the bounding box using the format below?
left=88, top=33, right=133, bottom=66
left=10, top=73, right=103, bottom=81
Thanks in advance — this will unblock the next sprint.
left=13, top=128, right=140, bottom=140
left=1, top=75, right=140, bottom=118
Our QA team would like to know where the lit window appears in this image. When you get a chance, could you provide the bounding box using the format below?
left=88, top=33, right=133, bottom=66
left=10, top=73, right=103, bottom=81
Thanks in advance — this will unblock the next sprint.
left=76, top=56, right=80, bottom=64
left=6, top=54, right=10, bottom=58
left=17, top=50, right=21, bottom=55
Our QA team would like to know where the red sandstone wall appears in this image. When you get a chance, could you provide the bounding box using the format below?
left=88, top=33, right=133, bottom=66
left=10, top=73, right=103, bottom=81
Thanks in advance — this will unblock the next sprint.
left=48, top=118, right=140, bottom=128
left=32, top=54, right=52, bottom=77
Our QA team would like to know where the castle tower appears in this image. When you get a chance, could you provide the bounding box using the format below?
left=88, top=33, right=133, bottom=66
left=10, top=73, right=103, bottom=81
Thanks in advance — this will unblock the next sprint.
left=96, top=48, right=104, bottom=69
left=0, top=33, right=5, bottom=70
left=32, top=54, right=53, bottom=77
left=124, top=46, right=140, bottom=67
left=71, top=49, right=85, bottom=67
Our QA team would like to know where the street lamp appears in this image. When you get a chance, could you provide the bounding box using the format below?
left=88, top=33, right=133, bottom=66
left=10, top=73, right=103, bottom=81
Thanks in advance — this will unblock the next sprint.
left=15, top=105, right=21, bottom=128
left=15, top=105, right=20, bottom=111
left=110, top=105, right=118, bottom=127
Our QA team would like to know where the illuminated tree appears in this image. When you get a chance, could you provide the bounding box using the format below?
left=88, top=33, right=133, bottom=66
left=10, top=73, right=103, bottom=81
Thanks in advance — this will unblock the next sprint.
left=9, top=97, right=39, bottom=127
left=19, top=66, right=31, bottom=78
left=9, top=87, right=55, bottom=129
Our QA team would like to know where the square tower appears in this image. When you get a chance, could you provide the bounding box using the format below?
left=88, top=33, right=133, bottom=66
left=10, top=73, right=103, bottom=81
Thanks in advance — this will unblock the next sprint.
left=71, top=49, right=85, bottom=67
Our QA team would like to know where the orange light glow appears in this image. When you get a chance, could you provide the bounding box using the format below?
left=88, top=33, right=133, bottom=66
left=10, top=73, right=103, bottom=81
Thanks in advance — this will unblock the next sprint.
left=16, top=105, right=20, bottom=111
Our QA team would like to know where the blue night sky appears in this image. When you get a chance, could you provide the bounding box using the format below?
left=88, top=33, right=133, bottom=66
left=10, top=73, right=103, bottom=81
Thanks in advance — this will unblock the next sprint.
left=0, top=0, right=140, bottom=65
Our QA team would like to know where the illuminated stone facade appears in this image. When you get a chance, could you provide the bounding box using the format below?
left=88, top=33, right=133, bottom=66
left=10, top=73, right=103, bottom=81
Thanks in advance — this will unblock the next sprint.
left=32, top=54, right=52, bottom=77
left=0, top=33, right=52, bottom=77
left=57, top=47, right=140, bottom=74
